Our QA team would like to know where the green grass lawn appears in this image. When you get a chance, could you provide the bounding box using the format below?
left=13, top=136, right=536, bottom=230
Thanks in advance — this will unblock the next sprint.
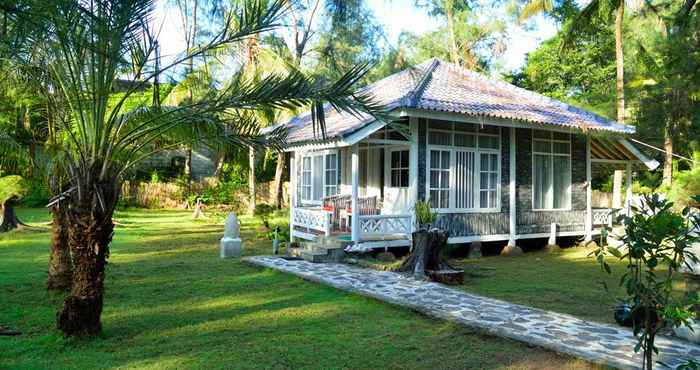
left=450, top=245, right=688, bottom=325
left=0, top=208, right=603, bottom=370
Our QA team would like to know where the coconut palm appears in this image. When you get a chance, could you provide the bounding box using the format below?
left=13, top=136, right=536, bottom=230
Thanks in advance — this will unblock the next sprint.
left=17, top=0, right=387, bottom=336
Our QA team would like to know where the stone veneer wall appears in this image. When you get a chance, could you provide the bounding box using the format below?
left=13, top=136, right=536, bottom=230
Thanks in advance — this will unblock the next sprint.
left=416, top=117, right=587, bottom=238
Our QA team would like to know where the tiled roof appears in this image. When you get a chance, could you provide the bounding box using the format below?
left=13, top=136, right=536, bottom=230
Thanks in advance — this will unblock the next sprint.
left=280, top=58, right=635, bottom=145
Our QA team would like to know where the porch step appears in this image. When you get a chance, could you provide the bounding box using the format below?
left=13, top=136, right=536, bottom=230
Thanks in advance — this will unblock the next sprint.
left=300, top=236, right=349, bottom=263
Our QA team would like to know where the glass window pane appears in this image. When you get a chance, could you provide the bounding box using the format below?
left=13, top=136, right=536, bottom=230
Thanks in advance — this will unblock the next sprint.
left=440, top=190, right=450, bottom=208
left=326, top=153, right=337, bottom=169
left=400, top=150, right=409, bottom=167
left=428, top=131, right=451, bottom=145
left=552, top=131, right=570, bottom=141
left=481, top=153, right=489, bottom=170
left=430, top=190, right=440, bottom=208
left=391, top=151, right=400, bottom=168
left=440, top=171, right=449, bottom=187
left=454, top=122, right=477, bottom=132
left=553, top=141, right=570, bottom=154
left=440, top=151, right=450, bottom=169
left=429, top=120, right=452, bottom=130
left=489, top=190, right=497, bottom=208
left=479, top=125, right=499, bottom=135
left=480, top=191, right=488, bottom=208
left=479, top=135, right=499, bottom=149
left=430, top=150, right=441, bottom=168
left=533, top=139, right=550, bottom=153
left=490, top=154, right=498, bottom=171
left=480, top=172, right=488, bottom=189
left=401, top=170, right=409, bottom=187
left=533, top=154, right=552, bottom=209
left=553, top=157, right=571, bottom=208
left=430, top=170, right=440, bottom=188
left=533, top=129, right=550, bottom=139
left=489, top=172, right=498, bottom=190
left=454, top=133, right=475, bottom=147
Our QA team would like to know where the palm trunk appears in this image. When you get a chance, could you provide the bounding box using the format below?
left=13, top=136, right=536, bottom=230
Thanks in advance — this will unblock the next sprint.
left=663, top=122, right=673, bottom=187
left=57, top=188, right=117, bottom=336
left=614, top=0, right=626, bottom=123
left=185, top=146, right=193, bottom=194
left=0, top=197, right=21, bottom=232
left=249, top=147, right=256, bottom=214
left=272, top=151, right=285, bottom=209
left=47, top=205, right=72, bottom=291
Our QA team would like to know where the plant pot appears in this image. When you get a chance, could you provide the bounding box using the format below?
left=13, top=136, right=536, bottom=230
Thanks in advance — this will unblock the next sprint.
left=673, top=319, right=700, bottom=344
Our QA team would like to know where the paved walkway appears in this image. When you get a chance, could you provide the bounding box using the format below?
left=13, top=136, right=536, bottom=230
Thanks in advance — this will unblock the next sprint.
left=244, top=256, right=700, bottom=370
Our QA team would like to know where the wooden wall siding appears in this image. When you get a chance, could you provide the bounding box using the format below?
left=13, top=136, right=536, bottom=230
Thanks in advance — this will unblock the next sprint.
left=517, top=211, right=586, bottom=234
left=435, top=213, right=510, bottom=237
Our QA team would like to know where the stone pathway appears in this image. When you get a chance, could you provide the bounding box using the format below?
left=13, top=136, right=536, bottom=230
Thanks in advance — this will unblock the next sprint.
left=244, top=256, right=700, bottom=370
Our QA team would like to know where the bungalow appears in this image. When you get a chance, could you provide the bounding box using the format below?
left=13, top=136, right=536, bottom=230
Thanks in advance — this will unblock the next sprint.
left=276, top=58, right=658, bottom=251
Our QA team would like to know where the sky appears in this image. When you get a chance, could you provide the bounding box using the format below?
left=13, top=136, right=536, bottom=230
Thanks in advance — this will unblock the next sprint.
left=154, top=0, right=559, bottom=76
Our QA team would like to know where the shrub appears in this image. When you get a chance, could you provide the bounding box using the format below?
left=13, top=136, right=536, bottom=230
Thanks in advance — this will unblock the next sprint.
left=254, top=203, right=275, bottom=229
left=414, top=200, right=437, bottom=229
left=667, top=166, right=700, bottom=209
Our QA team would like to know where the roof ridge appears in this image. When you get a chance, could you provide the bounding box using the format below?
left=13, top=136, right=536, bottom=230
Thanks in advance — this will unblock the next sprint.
left=407, top=58, right=440, bottom=107
left=435, top=60, right=633, bottom=132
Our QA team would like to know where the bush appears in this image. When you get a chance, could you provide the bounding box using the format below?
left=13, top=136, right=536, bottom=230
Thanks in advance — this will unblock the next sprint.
left=21, top=178, right=51, bottom=207
left=667, top=166, right=700, bottom=209
left=254, top=203, right=275, bottom=229
left=0, top=176, right=27, bottom=204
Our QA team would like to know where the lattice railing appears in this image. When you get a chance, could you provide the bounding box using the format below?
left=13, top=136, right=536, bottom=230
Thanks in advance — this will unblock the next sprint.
left=592, top=208, right=616, bottom=226
left=359, top=214, right=412, bottom=235
left=292, top=208, right=331, bottom=235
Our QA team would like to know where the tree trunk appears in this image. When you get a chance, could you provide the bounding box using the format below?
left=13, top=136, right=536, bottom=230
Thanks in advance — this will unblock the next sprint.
left=185, top=146, right=193, bottom=193
left=57, top=199, right=115, bottom=336
left=272, top=151, right=285, bottom=209
left=663, top=123, right=674, bottom=187
left=397, top=230, right=460, bottom=283
left=47, top=205, right=72, bottom=291
left=614, top=0, right=626, bottom=124
left=445, top=0, right=459, bottom=65
left=248, top=147, right=256, bottom=214
left=0, top=197, right=21, bottom=232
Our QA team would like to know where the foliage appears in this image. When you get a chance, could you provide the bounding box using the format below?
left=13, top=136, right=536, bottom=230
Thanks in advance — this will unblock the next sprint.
left=253, top=203, right=275, bottom=228
left=510, top=17, right=617, bottom=118
left=0, top=176, right=27, bottom=204
left=415, top=200, right=437, bottom=229
left=593, top=194, right=700, bottom=370
left=667, top=166, right=700, bottom=210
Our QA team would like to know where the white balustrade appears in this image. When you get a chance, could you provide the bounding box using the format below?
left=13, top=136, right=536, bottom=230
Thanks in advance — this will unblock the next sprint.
left=358, top=214, right=412, bottom=236
left=292, top=208, right=331, bottom=237
left=592, top=209, right=613, bottom=226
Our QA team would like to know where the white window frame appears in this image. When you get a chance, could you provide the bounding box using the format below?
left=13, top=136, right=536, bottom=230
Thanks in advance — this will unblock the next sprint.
left=389, top=148, right=410, bottom=188
left=299, top=149, right=339, bottom=205
left=531, top=130, right=572, bottom=211
left=425, top=121, right=501, bottom=213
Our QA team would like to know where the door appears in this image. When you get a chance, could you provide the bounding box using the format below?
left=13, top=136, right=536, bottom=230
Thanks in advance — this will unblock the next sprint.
left=383, top=146, right=411, bottom=214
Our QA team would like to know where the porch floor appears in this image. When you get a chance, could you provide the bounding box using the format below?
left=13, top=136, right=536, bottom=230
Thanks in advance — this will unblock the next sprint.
left=245, top=256, right=700, bottom=370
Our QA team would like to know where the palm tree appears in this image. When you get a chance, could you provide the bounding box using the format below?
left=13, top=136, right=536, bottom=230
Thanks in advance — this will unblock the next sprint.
left=520, top=0, right=628, bottom=124
left=19, top=0, right=386, bottom=336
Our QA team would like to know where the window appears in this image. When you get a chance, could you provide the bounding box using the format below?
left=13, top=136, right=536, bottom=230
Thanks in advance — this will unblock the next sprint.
left=390, top=150, right=409, bottom=188
left=429, top=150, right=450, bottom=208
left=532, top=130, right=571, bottom=210
left=324, top=153, right=338, bottom=196
left=299, top=151, right=339, bottom=203
left=427, top=120, right=500, bottom=211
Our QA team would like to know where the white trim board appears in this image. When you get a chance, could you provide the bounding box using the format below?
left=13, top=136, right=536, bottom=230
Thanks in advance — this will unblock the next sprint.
left=447, top=229, right=603, bottom=244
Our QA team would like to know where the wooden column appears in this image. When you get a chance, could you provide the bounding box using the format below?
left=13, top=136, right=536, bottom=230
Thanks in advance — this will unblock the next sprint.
left=625, top=161, right=633, bottom=217
left=409, top=117, right=419, bottom=232
left=289, top=151, right=296, bottom=242
left=585, top=135, right=593, bottom=242
left=351, top=144, right=360, bottom=244
left=508, top=126, right=517, bottom=246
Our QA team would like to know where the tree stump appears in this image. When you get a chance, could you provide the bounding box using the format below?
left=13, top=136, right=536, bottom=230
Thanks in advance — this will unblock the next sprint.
left=0, top=197, right=23, bottom=232
left=397, top=229, right=463, bottom=284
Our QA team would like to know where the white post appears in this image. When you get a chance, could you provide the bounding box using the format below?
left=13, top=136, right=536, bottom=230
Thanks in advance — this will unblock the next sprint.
left=612, top=170, right=623, bottom=209
left=289, top=152, right=296, bottom=242
left=585, top=135, right=593, bottom=242
left=409, top=117, right=419, bottom=232
left=625, top=161, right=633, bottom=217
left=351, top=144, right=360, bottom=244
left=548, top=222, right=557, bottom=246
left=508, top=126, right=517, bottom=246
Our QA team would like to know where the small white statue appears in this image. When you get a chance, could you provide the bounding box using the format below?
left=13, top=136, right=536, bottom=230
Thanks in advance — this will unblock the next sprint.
left=220, top=213, right=242, bottom=258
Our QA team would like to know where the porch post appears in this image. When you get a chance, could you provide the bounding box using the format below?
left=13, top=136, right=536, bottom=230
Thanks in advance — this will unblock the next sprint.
left=409, top=117, right=419, bottom=232
left=625, top=161, right=632, bottom=217
left=585, top=135, right=593, bottom=242
left=351, top=144, right=360, bottom=244
left=289, top=152, right=296, bottom=242
left=508, top=126, right=517, bottom=246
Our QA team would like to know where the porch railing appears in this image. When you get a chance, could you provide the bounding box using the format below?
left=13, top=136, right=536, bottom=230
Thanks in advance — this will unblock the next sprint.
left=592, top=208, right=621, bottom=226
left=291, top=207, right=331, bottom=238
left=358, top=214, right=412, bottom=236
